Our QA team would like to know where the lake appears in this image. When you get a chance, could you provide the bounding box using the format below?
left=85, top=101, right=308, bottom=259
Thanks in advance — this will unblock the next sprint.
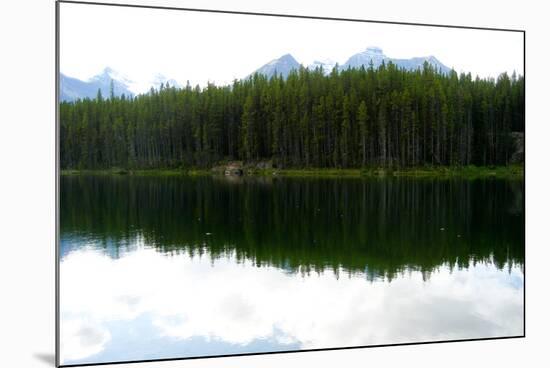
left=59, top=175, right=524, bottom=365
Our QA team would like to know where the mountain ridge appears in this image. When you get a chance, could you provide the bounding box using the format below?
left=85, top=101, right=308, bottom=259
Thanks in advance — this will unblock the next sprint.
left=61, top=48, right=452, bottom=102
left=250, top=53, right=301, bottom=80
left=60, top=68, right=181, bottom=102
left=252, top=47, right=451, bottom=79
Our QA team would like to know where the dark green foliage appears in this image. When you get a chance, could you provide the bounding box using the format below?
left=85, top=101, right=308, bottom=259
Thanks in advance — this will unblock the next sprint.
left=60, top=62, right=524, bottom=170
left=61, top=176, right=524, bottom=279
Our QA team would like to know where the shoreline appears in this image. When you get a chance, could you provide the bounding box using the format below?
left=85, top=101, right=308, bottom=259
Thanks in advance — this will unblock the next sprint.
left=60, top=165, right=524, bottom=179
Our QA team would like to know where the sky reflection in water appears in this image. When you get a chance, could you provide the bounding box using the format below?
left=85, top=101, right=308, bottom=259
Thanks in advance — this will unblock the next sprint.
left=60, top=241, right=523, bottom=365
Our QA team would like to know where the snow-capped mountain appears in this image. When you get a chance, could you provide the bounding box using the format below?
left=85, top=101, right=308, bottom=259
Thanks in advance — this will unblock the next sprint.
left=251, top=47, right=451, bottom=80
left=60, top=68, right=181, bottom=102
left=151, top=73, right=181, bottom=90
left=308, top=59, right=337, bottom=75
left=60, top=68, right=134, bottom=102
left=251, top=53, right=301, bottom=79
left=342, top=46, right=451, bottom=74
left=61, top=47, right=452, bottom=102
left=342, top=46, right=386, bottom=70
left=60, top=74, right=104, bottom=102
left=90, top=67, right=133, bottom=88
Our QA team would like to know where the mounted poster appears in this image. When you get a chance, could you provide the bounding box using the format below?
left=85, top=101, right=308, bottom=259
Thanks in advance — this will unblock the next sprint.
left=56, top=1, right=525, bottom=366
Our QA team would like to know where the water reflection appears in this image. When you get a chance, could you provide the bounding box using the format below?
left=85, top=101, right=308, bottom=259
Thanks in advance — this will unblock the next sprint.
left=60, top=176, right=524, bottom=364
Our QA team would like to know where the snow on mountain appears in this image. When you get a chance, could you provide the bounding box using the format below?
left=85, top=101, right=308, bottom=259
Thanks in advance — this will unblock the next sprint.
left=391, top=55, right=451, bottom=74
left=60, top=67, right=134, bottom=102
left=342, top=46, right=387, bottom=70
left=92, top=67, right=133, bottom=87
left=342, top=47, right=451, bottom=73
left=251, top=47, right=451, bottom=80
left=308, top=59, right=337, bottom=75
left=60, top=68, right=182, bottom=102
left=250, top=53, right=301, bottom=79
left=60, top=74, right=104, bottom=102
left=151, top=73, right=181, bottom=90
left=60, top=47, right=451, bottom=102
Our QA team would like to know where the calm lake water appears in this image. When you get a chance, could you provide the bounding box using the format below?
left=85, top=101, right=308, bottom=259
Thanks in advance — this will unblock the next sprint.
left=59, top=175, right=524, bottom=365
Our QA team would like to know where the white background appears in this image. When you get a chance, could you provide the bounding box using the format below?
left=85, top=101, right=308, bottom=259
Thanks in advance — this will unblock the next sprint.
left=0, top=0, right=548, bottom=367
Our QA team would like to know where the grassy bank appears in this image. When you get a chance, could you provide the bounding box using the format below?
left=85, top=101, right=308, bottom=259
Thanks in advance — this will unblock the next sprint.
left=61, top=165, right=523, bottom=179
left=250, top=165, right=523, bottom=178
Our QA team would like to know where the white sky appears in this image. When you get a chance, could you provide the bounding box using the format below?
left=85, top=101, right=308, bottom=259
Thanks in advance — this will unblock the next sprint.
left=60, top=2, right=524, bottom=92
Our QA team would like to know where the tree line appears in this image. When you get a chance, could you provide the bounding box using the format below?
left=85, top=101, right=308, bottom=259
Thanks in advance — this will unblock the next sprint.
left=60, top=62, right=524, bottom=170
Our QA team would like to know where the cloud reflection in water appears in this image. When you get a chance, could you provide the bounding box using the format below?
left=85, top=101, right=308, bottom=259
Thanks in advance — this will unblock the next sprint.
left=60, top=244, right=523, bottom=365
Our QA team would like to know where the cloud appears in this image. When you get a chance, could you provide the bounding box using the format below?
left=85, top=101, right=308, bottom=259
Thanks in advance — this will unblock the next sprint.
left=60, top=319, right=111, bottom=361
left=60, top=246, right=523, bottom=363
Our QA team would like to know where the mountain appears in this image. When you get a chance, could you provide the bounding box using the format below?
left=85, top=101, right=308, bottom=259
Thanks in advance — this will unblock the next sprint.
left=59, top=74, right=105, bottom=102
left=393, top=55, right=450, bottom=74
left=308, top=59, right=337, bottom=75
left=60, top=68, right=181, bottom=102
left=342, top=47, right=451, bottom=74
left=151, top=73, right=181, bottom=90
left=251, top=53, right=301, bottom=79
left=342, top=46, right=387, bottom=70
left=60, top=67, right=134, bottom=102
left=251, top=47, right=451, bottom=80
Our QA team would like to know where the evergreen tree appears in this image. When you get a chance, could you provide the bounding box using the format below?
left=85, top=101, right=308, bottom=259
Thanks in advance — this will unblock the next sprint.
left=60, top=65, right=524, bottom=170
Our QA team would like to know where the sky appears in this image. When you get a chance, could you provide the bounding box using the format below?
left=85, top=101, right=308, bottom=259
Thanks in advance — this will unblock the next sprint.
left=60, top=2, right=524, bottom=93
